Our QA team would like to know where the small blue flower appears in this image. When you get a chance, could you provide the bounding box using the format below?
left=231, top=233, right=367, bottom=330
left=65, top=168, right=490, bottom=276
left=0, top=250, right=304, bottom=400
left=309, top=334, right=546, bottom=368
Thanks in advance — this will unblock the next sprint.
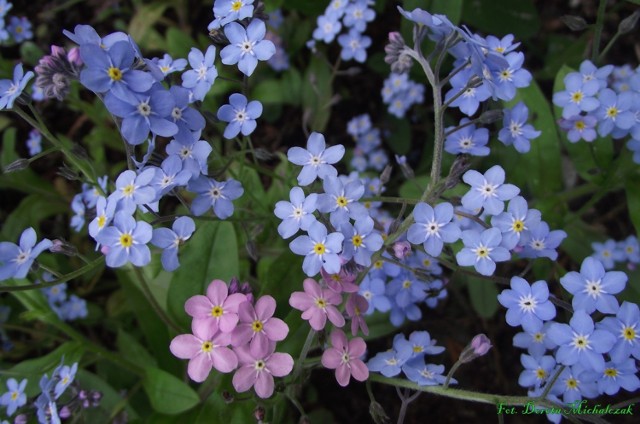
left=595, top=359, right=640, bottom=395
left=217, top=93, right=263, bottom=139
left=343, top=0, right=375, bottom=32
left=407, top=202, right=461, bottom=257
left=456, top=228, right=510, bottom=276
left=497, top=102, right=541, bottom=153
left=0, top=1, right=13, bottom=19
left=340, top=217, right=383, bottom=267
left=597, top=301, right=640, bottom=363
left=289, top=221, right=344, bottom=276
left=0, top=378, right=27, bottom=416
left=560, top=257, right=627, bottom=315
left=358, top=276, right=391, bottom=314
left=181, top=46, right=218, bottom=101
left=0, top=64, right=34, bottom=110
left=274, top=187, right=318, bottom=239
left=444, top=119, right=490, bottom=156
left=461, top=165, right=520, bottom=216
left=558, top=114, right=598, bottom=143
left=337, top=29, right=371, bottom=63
left=0, top=228, right=52, bottom=281
left=596, top=88, right=635, bottom=137
left=317, top=176, right=367, bottom=227
left=108, top=169, right=157, bottom=215
left=7, top=16, right=32, bottom=42
left=445, top=72, right=491, bottom=116
left=518, top=354, right=556, bottom=389
left=168, top=85, right=206, bottom=140
left=287, top=132, right=345, bottom=186
left=492, top=52, right=531, bottom=101
left=490, top=196, right=541, bottom=250
left=188, top=176, right=244, bottom=219
left=26, top=129, right=42, bottom=156
left=552, top=72, right=600, bottom=119
left=549, top=364, right=598, bottom=405
left=209, top=0, right=255, bottom=29
left=59, top=295, right=88, bottom=321
left=151, top=216, right=195, bottom=271
left=63, top=24, right=129, bottom=49
left=367, top=348, right=411, bottom=377
left=95, top=211, right=153, bottom=268
left=150, top=155, right=191, bottom=198
left=89, top=196, right=116, bottom=239
left=512, top=322, right=557, bottom=358
left=70, top=194, right=86, bottom=232
left=387, top=272, right=427, bottom=308
left=54, top=363, right=78, bottom=399
left=547, top=310, right=616, bottom=373
left=620, top=235, right=639, bottom=264
left=402, top=359, right=449, bottom=386
left=154, top=53, right=187, bottom=76
left=498, top=277, right=556, bottom=332
left=394, top=331, right=445, bottom=360
left=518, top=222, right=567, bottom=260
left=312, top=14, right=342, bottom=43
left=220, top=19, right=275, bottom=76
left=165, top=134, right=212, bottom=179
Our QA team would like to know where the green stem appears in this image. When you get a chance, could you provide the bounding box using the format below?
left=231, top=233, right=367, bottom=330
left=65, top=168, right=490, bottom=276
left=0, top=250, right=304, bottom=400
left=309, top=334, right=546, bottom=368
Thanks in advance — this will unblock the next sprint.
left=591, top=0, right=608, bottom=62
left=443, top=361, right=462, bottom=389
left=0, top=256, right=105, bottom=293
left=132, top=267, right=182, bottom=334
left=292, top=330, right=315, bottom=381
left=597, top=32, right=621, bottom=63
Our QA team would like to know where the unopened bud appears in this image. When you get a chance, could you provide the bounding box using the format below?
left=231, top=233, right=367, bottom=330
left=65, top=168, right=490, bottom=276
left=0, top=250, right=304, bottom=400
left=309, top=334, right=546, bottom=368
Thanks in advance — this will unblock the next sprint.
left=3, top=158, right=29, bottom=173
left=14, top=415, right=28, bottom=424
left=478, top=109, right=504, bottom=124
left=395, top=154, right=414, bottom=179
left=459, top=333, right=492, bottom=363
left=254, top=406, right=266, bottom=421
left=393, top=241, right=412, bottom=259
left=385, top=32, right=412, bottom=74
left=380, top=165, right=392, bottom=185
left=58, top=406, right=72, bottom=419
left=369, top=401, right=391, bottom=424
left=71, top=144, right=89, bottom=160
left=208, top=28, right=229, bottom=46
left=222, top=390, right=234, bottom=404
left=619, top=10, right=640, bottom=34
left=57, top=163, right=80, bottom=181
left=253, top=148, right=275, bottom=161
left=68, top=47, right=82, bottom=66
left=561, top=15, right=588, bottom=31
left=50, top=239, right=78, bottom=256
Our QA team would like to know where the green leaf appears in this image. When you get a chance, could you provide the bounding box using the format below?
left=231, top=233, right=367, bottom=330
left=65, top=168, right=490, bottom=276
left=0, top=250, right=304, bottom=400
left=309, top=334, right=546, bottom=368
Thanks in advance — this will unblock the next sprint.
left=142, top=366, right=200, bottom=415
left=259, top=252, right=305, bottom=312
left=302, top=56, right=333, bottom=132
left=77, top=369, right=140, bottom=421
left=166, top=27, right=196, bottom=58
left=128, top=3, right=168, bottom=51
left=429, top=0, right=463, bottom=24
left=117, top=329, right=158, bottom=368
left=461, top=0, right=540, bottom=40
left=386, top=116, right=411, bottom=155
left=2, top=194, right=67, bottom=241
left=561, top=213, right=606, bottom=263
left=466, top=277, right=499, bottom=318
left=168, top=221, right=239, bottom=329
left=253, top=79, right=284, bottom=105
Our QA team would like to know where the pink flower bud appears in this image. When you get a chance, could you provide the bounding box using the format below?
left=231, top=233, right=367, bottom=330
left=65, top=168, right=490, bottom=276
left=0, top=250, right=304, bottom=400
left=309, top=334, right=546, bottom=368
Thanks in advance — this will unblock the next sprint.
left=392, top=241, right=411, bottom=259
left=459, top=333, right=492, bottom=363
left=68, top=47, right=83, bottom=66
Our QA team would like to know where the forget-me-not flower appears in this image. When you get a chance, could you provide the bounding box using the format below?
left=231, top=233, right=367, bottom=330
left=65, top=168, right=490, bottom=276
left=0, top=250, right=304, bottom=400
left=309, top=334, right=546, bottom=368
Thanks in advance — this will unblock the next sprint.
left=96, top=211, right=153, bottom=268
left=461, top=165, right=519, bottom=216
left=0, top=64, right=34, bottom=110
left=188, top=176, right=244, bottom=219
left=407, top=202, right=461, bottom=257
left=0, top=227, right=52, bottom=281
left=498, top=277, right=556, bottom=332
left=456, top=228, right=510, bottom=276
left=181, top=46, right=218, bottom=101
left=217, top=93, right=263, bottom=139
left=220, top=19, right=275, bottom=77
left=289, top=221, right=344, bottom=276
left=274, top=187, right=318, bottom=239
left=288, top=132, right=345, bottom=186
left=151, top=216, right=196, bottom=271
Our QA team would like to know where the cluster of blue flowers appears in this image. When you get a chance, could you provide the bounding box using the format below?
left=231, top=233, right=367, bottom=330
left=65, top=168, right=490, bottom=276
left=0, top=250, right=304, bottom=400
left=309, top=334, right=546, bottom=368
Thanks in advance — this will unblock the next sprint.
left=0, top=360, right=98, bottom=423
left=498, top=255, right=640, bottom=422
left=367, top=331, right=451, bottom=386
left=0, top=1, right=32, bottom=44
left=265, top=9, right=289, bottom=72
left=554, top=60, right=640, bottom=163
left=309, top=0, right=375, bottom=64
left=381, top=72, right=425, bottom=119
left=39, top=273, right=87, bottom=322
left=346, top=114, right=389, bottom=172
left=590, top=235, right=639, bottom=270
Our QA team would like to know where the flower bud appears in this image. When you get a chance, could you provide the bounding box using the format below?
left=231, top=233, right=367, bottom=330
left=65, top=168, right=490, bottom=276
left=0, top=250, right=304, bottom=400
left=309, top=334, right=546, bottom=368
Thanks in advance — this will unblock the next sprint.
left=395, top=154, right=414, bottom=179
left=393, top=241, right=411, bottom=259
left=254, top=406, right=265, bottom=422
left=478, top=109, right=504, bottom=124
left=68, top=47, right=83, bottom=66
left=380, top=165, right=392, bottom=185
left=50, top=239, right=78, bottom=256
left=384, top=32, right=412, bottom=73
left=459, top=333, right=492, bottom=363
left=369, top=400, right=391, bottom=424
left=14, top=415, right=28, bottom=424
left=57, top=164, right=80, bottom=181
left=560, top=15, right=588, bottom=31
left=58, top=406, right=72, bottom=419
left=619, top=10, right=640, bottom=35
left=3, top=158, right=29, bottom=173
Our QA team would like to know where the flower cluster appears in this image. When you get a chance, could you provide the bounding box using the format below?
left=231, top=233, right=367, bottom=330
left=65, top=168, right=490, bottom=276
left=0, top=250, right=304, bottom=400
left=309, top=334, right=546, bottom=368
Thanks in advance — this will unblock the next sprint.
left=170, top=279, right=293, bottom=398
left=554, top=60, right=640, bottom=163
left=39, top=273, right=88, bottom=321
left=381, top=72, right=425, bottom=119
left=310, top=0, right=375, bottom=63
left=0, top=2, right=33, bottom=44
left=346, top=113, right=389, bottom=172
left=590, top=235, right=639, bottom=270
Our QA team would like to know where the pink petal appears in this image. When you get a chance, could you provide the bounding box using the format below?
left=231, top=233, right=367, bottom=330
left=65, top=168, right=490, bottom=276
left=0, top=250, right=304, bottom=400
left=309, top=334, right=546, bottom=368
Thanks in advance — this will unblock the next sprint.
left=211, top=346, right=238, bottom=373
left=185, top=295, right=213, bottom=318
left=330, top=329, right=347, bottom=350
left=234, top=344, right=256, bottom=365
left=231, top=324, right=253, bottom=347
left=255, top=295, right=276, bottom=320
left=349, top=359, right=369, bottom=382
left=289, top=292, right=313, bottom=311
left=325, top=289, right=343, bottom=305
left=266, top=352, right=294, bottom=377
left=250, top=332, right=270, bottom=358
left=254, top=371, right=275, bottom=398
left=263, top=317, right=289, bottom=341
left=335, top=364, right=351, bottom=387
left=187, top=353, right=213, bottom=382
left=303, top=278, right=322, bottom=297
left=218, top=312, right=239, bottom=333
left=224, top=293, right=248, bottom=312
left=325, top=306, right=346, bottom=328
left=206, top=279, right=228, bottom=304
left=238, top=301, right=256, bottom=323
left=307, top=309, right=327, bottom=331
left=169, top=334, right=201, bottom=359
left=348, top=338, right=367, bottom=358
left=192, top=318, right=218, bottom=340
left=321, top=348, right=342, bottom=369
left=232, top=365, right=257, bottom=393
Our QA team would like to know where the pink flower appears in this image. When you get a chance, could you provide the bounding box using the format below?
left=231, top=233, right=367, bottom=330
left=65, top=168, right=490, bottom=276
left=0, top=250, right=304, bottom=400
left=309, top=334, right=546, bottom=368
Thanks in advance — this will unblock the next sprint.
left=185, top=279, right=247, bottom=333
left=321, top=329, right=369, bottom=386
left=345, top=293, right=369, bottom=336
left=231, top=295, right=289, bottom=356
left=232, top=344, right=294, bottom=398
left=289, top=278, right=345, bottom=331
left=169, top=320, right=238, bottom=382
left=321, top=266, right=358, bottom=293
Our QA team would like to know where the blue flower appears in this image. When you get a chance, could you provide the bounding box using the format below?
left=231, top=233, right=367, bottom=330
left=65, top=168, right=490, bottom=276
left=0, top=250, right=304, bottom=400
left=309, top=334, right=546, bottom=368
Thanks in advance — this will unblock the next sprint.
left=313, top=14, right=342, bottom=43
left=0, top=378, right=27, bottom=416
left=181, top=46, right=218, bottom=101
left=549, top=364, right=598, bottom=404
left=168, top=86, right=206, bottom=140
left=340, top=217, right=383, bottom=267
left=274, top=187, right=318, bottom=239
left=220, top=19, right=275, bottom=76
left=456, top=228, right=510, bottom=276
left=560, top=257, right=627, bottom=314
left=154, top=53, right=187, bottom=76
left=89, top=196, right=116, bottom=239
left=497, top=102, right=541, bottom=153
left=108, top=168, right=157, bottom=215
left=54, top=363, right=78, bottom=399
left=287, top=132, right=345, bottom=186
left=620, top=235, right=640, bottom=264
left=513, top=322, right=557, bottom=358
left=402, top=359, right=448, bottom=386
left=70, top=194, right=86, bottom=232
left=0, top=1, right=13, bottom=19
left=518, top=354, right=555, bottom=389
left=338, top=29, right=371, bottom=63
left=518, top=222, right=567, bottom=260
left=209, top=0, right=255, bottom=29
left=358, top=276, right=391, bottom=314
left=596, top=88, right=635, bottom=137
left=26, top=129, right=42, bottom=156
left=394, top=331, right=445, bottom=359
left=461, top=165, right=520, bottom=216
left=0, top=228, right=52, bottom=281
left=151, top=216, right=195, bottom=271
left=595, top=359, right=640, bottom=395
left=7, top=16, right=32, bottom=42
left=165, top=133, right=212, bottom=179
left=289, top=221, right=344, bottom=276
left=591, top=238, right=625, bottom=270
left=343, top=0, right=375, bottom=32
left=387, top=272, right=427, bottom=308
left=490, top=196, right=541, bottom=250
left=63, top=24, right=129, bottom=49
left=498, top=277, right=556, bottom=332
left=558, top=114, right=598, bottom=143
left=104, top=86, right=179, bottom=145
left=547, top=310, right=616, bottom=372
left=217, top=93, right=263, bottom=139
left=367, top=348, right=411, bottom=377
left=445, top=72, right=491, bottom=116
left=578, top=60, right=613, bottom=90
left=407, top=202, right=461, bottom=257
left=79, top=40, right=154, bottom=101
left=444, top=119, right=490, bottom=156
left=491, top=52, right=531, bottom=101
left=552, top=72, right=599, bottom=119
left=0, top=64, right=34, bottom=110
left=59, top=295, right=88, bottom=321
left=317, top=176, right=367, bottom=227
left=96, top=211, right=153, bottom=267
left=150, top=154, right=191, bottom=198
left=597, top=301, right=640, bottom=363
left=485, top=34, right=520, bottom=55
left=188, top=176, right=244, bottom=219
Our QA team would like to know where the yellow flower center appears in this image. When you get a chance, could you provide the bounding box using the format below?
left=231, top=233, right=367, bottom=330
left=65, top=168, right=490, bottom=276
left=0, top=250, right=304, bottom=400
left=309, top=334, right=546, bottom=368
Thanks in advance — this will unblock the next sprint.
left=211, top=306, right=223, bottom=317
left=606, top=107, right=618, bottom=118
left=495, top=46, right=505, bottom=53
left=202, top=341, right=213, bottom=352
left=231, top=0, right=243, bottom=11
left=604, top=368, right=618, bottom=377
left=570, top=91, right=583, bottom=103
left=475, top=247, right=489, bottom=258
left=536, top=369, right=547, bottom=379
left=122, top=183, right=135, bottom=197
left=336, top=196, right=348, bottom=207
left=566, top=378, right=578, bottom=389
left=108, top=66, right=123, bottom=81
left=315, top=298, right=327, bottom=308
left=97, top=215, right=106, bottom=228
left=402, top=280, right=412, bottom=289
left=574, top=120, right=586, bottom=130
left=373, top=260, right=383, bottom=269
left=623, top=326, right=636, bottom=341
left=11, top=392, right=18, bottom=401
left=314, top=243, right=326, bottom=255
left=251, top=320, right=263, bottom=332
left=352, top=235, right=363, bottom=247
left=119, top=234, right=133, bottom=248
left=512, top=220, right=525, bottom=233
left=412, top=346, right=423, bottom=353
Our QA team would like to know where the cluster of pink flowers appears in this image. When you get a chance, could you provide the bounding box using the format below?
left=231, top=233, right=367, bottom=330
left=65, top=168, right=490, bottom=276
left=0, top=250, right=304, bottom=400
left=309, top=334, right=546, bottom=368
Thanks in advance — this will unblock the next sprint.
left=289, top=276, right=369, bottom=386
left=170, top=279, right=293, bottom=398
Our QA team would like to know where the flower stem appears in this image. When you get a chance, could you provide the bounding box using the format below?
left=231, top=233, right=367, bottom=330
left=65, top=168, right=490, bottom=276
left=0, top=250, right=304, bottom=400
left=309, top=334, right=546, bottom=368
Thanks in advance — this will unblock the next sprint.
left=591, top=0, right=608, bottom=63
left=292, top=329, right=315, bottom=381
left=132, top=266, right=182, bottom=334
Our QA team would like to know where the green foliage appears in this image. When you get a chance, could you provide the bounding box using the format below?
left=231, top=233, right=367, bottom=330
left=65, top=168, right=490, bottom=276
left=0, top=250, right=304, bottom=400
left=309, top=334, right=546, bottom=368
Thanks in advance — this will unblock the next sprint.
left=142, top=366, right=200, bottom=414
